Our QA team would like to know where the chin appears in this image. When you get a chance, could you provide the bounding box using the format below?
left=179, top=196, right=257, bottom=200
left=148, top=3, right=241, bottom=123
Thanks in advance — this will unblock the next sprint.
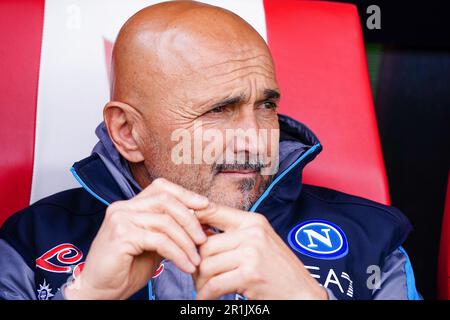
left=208, top=186, right=257, bottom=211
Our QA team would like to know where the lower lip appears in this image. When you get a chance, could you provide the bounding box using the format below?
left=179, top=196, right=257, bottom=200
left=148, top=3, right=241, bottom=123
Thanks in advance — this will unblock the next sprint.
left=218, top=171, right=258, bottom=177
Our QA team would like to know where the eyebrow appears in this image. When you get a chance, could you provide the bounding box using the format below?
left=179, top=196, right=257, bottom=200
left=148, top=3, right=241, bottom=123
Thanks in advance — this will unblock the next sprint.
left=263, top=89, right=281, bottom=100
left=209, top=94, right=246, bottom=110
left=209, top=89, right=281, bottom=110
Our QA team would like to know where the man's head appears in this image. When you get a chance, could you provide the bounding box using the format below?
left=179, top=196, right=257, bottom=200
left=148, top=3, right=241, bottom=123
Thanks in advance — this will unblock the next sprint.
left=104, top=0, right=280, bottom=210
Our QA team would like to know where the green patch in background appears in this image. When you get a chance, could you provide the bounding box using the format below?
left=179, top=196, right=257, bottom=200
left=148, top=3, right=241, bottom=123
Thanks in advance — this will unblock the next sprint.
left=365, top=43, right=383, bottom=100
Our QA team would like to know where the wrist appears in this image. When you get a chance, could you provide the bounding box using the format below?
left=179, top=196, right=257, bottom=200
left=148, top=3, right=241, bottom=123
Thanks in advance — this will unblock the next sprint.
left=64, top=274, right=97, bottom=300
left=63, top=275, right=83, bottom=300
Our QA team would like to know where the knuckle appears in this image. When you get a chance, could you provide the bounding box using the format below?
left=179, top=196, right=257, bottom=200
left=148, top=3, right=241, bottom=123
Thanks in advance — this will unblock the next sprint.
left=106, top=209, right=123, bottom=225
left=106, top=201, right=124, bottom=215
left=110, top=223, right=128, bottom=242
left=252, top=214, right=269, bottom=228
left=158, top=213, right=173, bottom=228
left=241, top=264, right=261, bottom=284
left=183, top=214, right=200, bottom=229
left=247, top=225, right=266, bottom=240
left=152, top=177, right=168, bottom=188
left=178, top=186, right=190, bottom=197
left=156, top=192, right=173, bottom=204
left=154, top=233, right=168, bottom=247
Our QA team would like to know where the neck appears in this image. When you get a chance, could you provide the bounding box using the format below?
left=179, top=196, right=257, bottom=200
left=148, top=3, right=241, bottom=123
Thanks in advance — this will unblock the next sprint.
left=129, top=161, right=152, bottom=190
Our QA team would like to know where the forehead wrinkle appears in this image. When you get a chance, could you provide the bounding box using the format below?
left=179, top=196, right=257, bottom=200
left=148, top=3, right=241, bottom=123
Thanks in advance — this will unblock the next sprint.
left=200, top=53, right=273, bottom=70
left=200, top=52, right=274, bottom=74
left=205, top=63, right=275, bottom=80
left=208, top=71, right=277, bottom=89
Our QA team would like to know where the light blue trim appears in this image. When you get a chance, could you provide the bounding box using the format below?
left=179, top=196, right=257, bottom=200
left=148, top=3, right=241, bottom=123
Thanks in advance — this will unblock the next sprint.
left=70, top=167, right=110, bottom=206
left=242, top=143, right=320, bottom=302
left=249, top=143, right=321, bottom=212
left=399, top=246, right=422, bottom=300
left=148, top=280, right=155, bottom=300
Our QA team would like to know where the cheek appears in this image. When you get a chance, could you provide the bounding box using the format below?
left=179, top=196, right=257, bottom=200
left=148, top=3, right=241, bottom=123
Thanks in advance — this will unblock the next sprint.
left=257, top=110, right=279, bottom=126
left=140, top=127, right=178, bottom=173
left=257, top=115, right=279, bottom=148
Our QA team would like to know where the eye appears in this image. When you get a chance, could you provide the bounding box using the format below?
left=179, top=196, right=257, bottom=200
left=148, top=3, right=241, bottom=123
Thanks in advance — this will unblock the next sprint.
left=208, top=105, right=226, bottom=114
left=261, top=101, right=278, bottom=110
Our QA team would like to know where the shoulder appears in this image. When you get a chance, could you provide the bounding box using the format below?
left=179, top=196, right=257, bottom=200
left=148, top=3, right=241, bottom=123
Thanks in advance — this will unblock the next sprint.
left=298, top=184, right=412, bottom=253
left=1, top=187, right=107, bottom=237
left=0, top=188, right=107, bottom=268
left=301, top=184, right=411, bottom=228
left=1, top=187, right=106, bottom=234
left=2, top=188, right=106, bottom=227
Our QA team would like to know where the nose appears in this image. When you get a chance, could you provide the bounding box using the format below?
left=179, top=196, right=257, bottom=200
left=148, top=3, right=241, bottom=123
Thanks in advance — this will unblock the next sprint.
left=228, top=106, right=266, bottom=164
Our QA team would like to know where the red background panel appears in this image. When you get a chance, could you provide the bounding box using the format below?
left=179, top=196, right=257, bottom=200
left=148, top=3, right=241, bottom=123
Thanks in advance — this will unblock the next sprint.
left=437, top=172, right=450, bottom=299
left=0, top=0, right=45, bottom=225
left=264, top=0, right=390, bottom=204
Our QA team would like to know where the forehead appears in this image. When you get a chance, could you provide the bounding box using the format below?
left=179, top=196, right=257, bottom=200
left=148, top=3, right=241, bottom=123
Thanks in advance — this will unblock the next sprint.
left=128, top=26, right=279, bottom=113
left=158, top=42, right=278, bottom=101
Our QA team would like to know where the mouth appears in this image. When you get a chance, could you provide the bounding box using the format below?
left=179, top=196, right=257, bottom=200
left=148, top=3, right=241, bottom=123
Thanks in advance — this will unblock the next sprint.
left=217, top=169, right=258, bottom=177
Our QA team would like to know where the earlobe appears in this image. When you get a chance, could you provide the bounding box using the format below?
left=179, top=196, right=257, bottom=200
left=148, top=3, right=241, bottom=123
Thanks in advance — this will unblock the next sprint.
left=103, top=101, right=145, bottom=163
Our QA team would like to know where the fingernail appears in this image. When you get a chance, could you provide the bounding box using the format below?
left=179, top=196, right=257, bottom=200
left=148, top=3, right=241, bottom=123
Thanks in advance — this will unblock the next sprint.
left=193, top=194, right=208, bottom=205
left=197, top=231, right=207, bottom=244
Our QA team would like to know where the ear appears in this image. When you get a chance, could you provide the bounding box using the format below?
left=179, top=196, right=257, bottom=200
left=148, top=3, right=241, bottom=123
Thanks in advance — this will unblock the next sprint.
left=103, top=101, right=145, bottom=163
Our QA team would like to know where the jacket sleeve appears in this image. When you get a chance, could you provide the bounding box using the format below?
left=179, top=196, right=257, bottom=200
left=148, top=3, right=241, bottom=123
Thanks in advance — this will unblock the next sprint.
left=0, top=239, right=68, bottom=300
left=372, top=247, right=422, bottom=300
left=0, top=239, right=36, bottom=300
left=325, top=247, right=422, bottom=300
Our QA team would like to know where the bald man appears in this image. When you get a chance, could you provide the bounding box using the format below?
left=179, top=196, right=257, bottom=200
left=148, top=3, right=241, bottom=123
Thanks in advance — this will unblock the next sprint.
left=0, top=1, right=420, bottom=300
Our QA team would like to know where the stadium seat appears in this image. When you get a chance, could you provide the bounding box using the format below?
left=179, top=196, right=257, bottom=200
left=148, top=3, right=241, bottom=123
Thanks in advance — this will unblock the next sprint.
left=0, top=0, right=390, bottom=228
left=264, top=0, right=390, bottom=205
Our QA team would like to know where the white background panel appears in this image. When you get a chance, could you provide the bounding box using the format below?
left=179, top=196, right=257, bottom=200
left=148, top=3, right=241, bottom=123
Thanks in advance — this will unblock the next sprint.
left=31, top=0, right=266, bottom=203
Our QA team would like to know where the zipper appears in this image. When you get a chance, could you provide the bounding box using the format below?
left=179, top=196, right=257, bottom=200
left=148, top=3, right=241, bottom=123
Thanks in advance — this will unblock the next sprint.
left=249, top=143, right=321, bottom=213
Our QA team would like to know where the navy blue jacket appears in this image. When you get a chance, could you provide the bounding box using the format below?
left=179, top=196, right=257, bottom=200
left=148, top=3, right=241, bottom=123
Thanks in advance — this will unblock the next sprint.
left=0, top=115, right=421, bottom=300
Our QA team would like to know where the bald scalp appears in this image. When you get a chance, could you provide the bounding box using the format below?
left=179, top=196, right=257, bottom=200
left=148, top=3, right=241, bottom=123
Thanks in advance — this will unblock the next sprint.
left=110, top=0, right=270, bottom=108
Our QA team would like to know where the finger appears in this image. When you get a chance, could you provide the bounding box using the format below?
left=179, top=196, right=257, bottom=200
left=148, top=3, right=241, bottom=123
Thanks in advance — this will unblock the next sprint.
left=130, top=195, right=207, bottom=245
left=196, top=268, right=242, bottom=300
left=199, top=230, right=243, bottom=259
left=194, top=202, right=251, bottom=232
left=131, top=212, right=201, bottom=266
left=138, top=229, right=196, bottom=274
left=137, top=177, right=209, bottom=209
left=196, top=250, right=241, bottom=291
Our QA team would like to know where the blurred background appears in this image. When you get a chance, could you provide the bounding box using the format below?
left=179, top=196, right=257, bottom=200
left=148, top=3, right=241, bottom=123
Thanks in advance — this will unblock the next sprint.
left=336, top=0, right=450, bottom=299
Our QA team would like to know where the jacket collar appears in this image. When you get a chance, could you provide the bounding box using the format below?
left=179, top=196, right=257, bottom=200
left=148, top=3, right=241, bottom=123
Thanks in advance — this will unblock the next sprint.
left=71, top=114, right=322, bottom=221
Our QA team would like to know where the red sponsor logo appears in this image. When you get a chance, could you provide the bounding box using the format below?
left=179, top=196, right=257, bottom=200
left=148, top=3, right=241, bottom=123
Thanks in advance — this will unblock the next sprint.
left=36, top=243, right=83, bottom=274
left=152, top=263, right=164, bottom=278
left=72, top=261, right=85, bottom=279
